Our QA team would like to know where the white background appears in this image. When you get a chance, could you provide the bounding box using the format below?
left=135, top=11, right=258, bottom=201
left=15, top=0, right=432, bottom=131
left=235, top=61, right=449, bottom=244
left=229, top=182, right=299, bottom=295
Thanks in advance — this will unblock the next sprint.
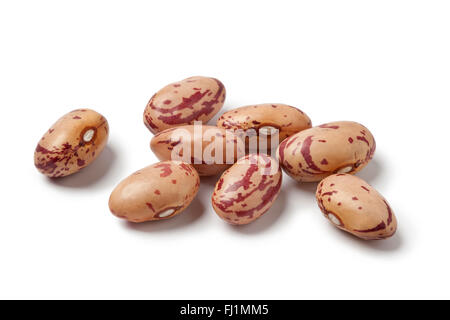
left=0, top=0, right=449, bottom=299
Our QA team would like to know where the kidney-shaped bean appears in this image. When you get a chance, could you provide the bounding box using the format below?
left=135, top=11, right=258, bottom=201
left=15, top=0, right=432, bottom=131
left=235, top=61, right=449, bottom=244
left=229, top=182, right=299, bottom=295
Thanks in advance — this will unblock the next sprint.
left=212, top=154, right=282, bottom=225
left=34, top=108, right=109, bottom=178
left=277, top=121, right=376, bottom=182
left=316, top=174, right=397, bottom=240
left=150, top=125, right=244, bottom=176
left=217, top=103, right=312, bottom=145
left=144, top=76, right=226, bottom=133
left=109, top=161, right=200, bottom=223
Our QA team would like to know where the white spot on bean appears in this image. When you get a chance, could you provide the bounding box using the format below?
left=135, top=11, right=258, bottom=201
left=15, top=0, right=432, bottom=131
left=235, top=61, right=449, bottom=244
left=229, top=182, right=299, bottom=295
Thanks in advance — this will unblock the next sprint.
left=328, top=213, right=341, bottom=226
left=159, top=208, right=175, bottom=218
left=83, top=129, right=95, bottom=142
left=337, top=165, right=353, bottom=174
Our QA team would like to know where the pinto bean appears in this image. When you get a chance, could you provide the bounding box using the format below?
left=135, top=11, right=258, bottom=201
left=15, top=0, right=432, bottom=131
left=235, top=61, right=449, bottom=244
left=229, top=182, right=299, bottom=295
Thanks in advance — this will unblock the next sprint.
left=212, top=154, right=282, bottom=225
left=217, top=104, right=312, bottom=150
left=143, top=76, right=226, bottom=133
left=316, top=174, right=397, bottom=240
left=34, top=109, right=109, bottom=178
left=109, top=161, right=200, bottom=223
left=150, top=125, right=245, bottom=176
left=276, top=121, right=376, bottom=182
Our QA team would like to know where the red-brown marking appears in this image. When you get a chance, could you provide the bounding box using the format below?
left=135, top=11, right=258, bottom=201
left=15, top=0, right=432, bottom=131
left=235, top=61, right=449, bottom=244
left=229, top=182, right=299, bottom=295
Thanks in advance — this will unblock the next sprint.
left=278, top=138, right=289, bottom=165
left=146, top=203, right=155, bottom=212
left=354, top=221, right=386, bottom=233
left=179, top=163, right=193, bottom=175
left=144, top=114, right=159, bottom=131
left=319, top=124, right=339, bottom=129
left=152, top=79, right=224, bottom=125
left=357, top=136, right=370, bottom=146
left=301, top=136, right=325, bottom=173
left=384, top=200, right=393, bottom=225
left=217, top=178, right=224, bottom=191
left=154, top=163, right=172, bottom=177
left=234, top=176, right=282, bottom=218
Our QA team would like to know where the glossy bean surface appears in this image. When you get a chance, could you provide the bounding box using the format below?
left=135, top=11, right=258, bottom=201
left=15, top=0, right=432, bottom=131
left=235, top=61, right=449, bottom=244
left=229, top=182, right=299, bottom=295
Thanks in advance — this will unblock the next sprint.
left=217, top=103, right=312, bottom=144
left=316, top=174, right=397, bottom=240
left=34, top=108, right=109, bottom=178
left=212, top=154, right=282, bottom=225
left=109, top=161, right=200, bottom=223
left=150, top=125, right=244, bottom=176
left=144, top=76, right=226, bottom=133
left=277, top=121, right=375, bottom=182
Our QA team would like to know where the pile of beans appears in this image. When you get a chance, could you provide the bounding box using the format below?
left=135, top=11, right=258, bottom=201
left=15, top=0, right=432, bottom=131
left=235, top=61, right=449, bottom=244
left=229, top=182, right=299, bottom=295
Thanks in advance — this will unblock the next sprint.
left=34, top=76, right=397, bottom=241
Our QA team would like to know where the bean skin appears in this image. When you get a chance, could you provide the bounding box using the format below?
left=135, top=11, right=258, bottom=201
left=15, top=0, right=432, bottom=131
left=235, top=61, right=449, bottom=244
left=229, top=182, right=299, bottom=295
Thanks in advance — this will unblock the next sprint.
left=276, top=121, right=376, bottom=182
left=212, top=154, right=282, bottom=225
left=316, top=174, right=397, bottom=240
left=143, top=76, right=226, bottom=133
left=217, top=103, right=312, bottom=145
left=150, top=125, right=245, bottom=176
left=34, top=108, right=109, bottom=178
left=109, top=161, right=200, bottom=223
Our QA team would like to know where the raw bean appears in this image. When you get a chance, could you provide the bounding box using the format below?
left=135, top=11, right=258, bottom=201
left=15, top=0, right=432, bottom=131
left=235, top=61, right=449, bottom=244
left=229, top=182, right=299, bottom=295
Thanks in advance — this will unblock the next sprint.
left=212, top=154, right=282, bottom=225
left=316, top=174, right=397, bottom=240
left=109, top=161, right=200, bottom=223
left=150, top=125, right=244, bottom=176
left=34, top=109, right=109, bottom=178
left=143, top=76, right=226, bottom=133
left=276, top=121, right=376, bottom=182
left=217, top=103, right=312, bottom=148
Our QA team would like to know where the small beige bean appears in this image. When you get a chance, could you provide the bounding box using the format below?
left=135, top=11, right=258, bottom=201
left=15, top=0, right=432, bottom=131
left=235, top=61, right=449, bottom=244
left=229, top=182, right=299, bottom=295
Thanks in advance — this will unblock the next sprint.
left=316, top=174, right=397, bottom=240
left=34, top=108, right=109, bottom=178
left=109, top=161, right=200, bottom=223
left=276, top=121, right=376, bottom=182
left=212, top=154, right=282, bottom=225
left=150, top=125, right=244, bottom=176
left=143, top=76, right=226, bottom=133
left=217, top=103, right=312, bottom=145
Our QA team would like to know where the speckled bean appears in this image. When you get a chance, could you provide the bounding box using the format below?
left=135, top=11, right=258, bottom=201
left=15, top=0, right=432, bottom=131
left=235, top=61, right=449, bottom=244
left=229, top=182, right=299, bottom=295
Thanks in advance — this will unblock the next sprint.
left=144, top=76, right=226, bottom=133
left=277, top=121, right=376, bottom=182
left=212, top=154, right=282, bottom=225
left=109, top=161, right=200, bottom=223
left=316, top=174, right=397, bottom=240
left=217, top=103, right=312, bottom=144
left=34, top=108, right=109, bottom=178
left=150, top=125, right=244, bottom=176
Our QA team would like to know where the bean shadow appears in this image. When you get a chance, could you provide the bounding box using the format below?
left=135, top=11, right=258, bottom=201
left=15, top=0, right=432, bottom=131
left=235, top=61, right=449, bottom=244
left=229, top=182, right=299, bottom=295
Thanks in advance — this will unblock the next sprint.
left=227, top=190, right=287, bottom=234
left=48, top=145, right=118, bottom=189
left=292, top=180, right=319, bottom=194
left=123, top=197, right=205, bottom=233
left=200, top=175, right=221, bottom=188
left=356, top=157, right=383, bottom=184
